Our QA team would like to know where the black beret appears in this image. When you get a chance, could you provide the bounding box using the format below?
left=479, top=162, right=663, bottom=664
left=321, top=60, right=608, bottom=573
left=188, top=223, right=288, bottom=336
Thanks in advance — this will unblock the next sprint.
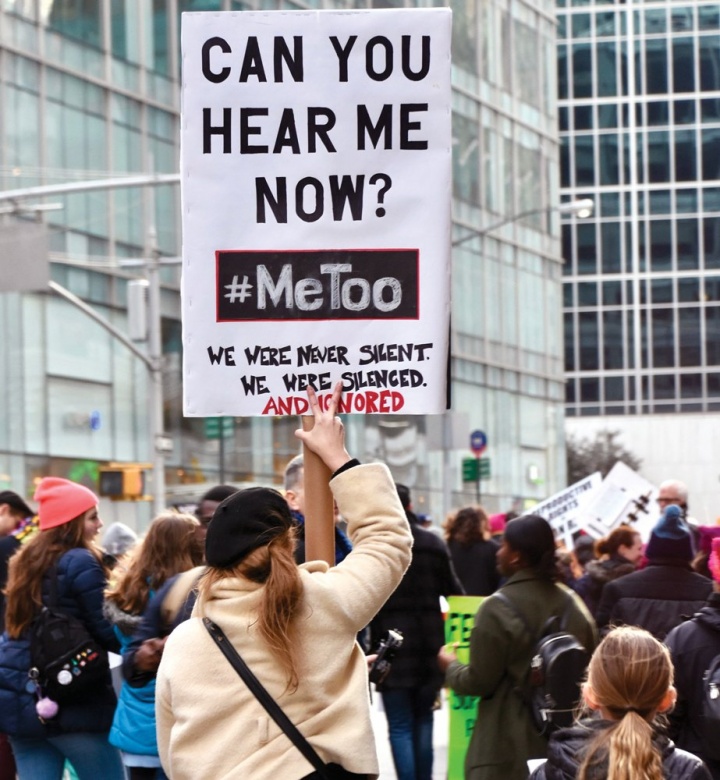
left=205, top=487, right=293, bottom=568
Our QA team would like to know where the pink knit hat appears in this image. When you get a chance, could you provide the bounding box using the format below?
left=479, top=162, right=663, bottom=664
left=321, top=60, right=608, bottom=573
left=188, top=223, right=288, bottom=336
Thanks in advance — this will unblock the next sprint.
left=34, top=477, right=98, bottom=531
left=489, top=513, right=507, bottom=535
left=709, top=538, right=720, bottom=583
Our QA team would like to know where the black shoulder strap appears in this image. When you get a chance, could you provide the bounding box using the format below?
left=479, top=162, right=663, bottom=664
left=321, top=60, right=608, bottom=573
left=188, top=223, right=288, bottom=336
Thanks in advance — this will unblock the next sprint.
left=47, top=563, right=59, bottom=608
left=495, top=588, right=576, bottom=639
left=494, top=591, right=533, bottom=637
left=203, top=617, right=331, bottom=780
left=557, top=590, right=576, bottom=632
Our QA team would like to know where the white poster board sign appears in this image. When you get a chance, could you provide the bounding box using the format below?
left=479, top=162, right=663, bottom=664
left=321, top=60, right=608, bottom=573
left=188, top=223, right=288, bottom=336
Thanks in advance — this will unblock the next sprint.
left=578, top=461, right=658, bottom=541
left=531, top=473, right=602, bottom=548
left=531, top=464, right=659, bottom=547
left=181, top=9, right=452, bottom=417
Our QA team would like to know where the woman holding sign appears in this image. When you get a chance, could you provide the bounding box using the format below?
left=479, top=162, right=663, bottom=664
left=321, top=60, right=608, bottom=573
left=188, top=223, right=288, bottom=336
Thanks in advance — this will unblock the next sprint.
left=155, top=384, right=412, bottom=780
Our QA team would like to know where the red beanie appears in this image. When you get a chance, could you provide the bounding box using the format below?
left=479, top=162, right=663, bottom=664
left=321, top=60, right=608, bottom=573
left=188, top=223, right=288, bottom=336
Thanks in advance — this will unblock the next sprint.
left=34, top=477, right=98, bottom=531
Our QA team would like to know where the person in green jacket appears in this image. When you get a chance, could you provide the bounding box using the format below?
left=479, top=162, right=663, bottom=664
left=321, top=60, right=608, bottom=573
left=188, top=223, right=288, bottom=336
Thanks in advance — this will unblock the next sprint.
left=438, top=514, right=598, bottom=780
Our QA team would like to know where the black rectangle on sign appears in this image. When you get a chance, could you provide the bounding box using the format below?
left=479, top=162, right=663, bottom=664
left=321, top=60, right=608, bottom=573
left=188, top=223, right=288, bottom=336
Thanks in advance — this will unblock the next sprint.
left=216, top=249, right=419, bottom=322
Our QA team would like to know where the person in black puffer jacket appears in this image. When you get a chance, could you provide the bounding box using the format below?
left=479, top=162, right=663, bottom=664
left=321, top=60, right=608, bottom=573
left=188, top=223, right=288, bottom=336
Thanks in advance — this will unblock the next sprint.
left=596, top=506, right=712, bottom=639
left=573, top=525, right=642, bottom=617
left=369, top=483, right=464, bottom=780
left=665, top=536, right=720, bottom=780
left=530, top=626, right=710, bottom=780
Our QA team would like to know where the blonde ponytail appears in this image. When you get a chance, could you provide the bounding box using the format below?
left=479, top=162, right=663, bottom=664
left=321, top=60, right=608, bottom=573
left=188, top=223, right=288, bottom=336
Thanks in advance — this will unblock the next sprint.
left=577, top=627, right=672, bottom=780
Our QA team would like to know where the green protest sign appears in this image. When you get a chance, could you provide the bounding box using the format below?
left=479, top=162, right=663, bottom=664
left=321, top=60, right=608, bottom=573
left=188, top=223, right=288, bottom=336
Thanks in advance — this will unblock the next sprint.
left=445, top=595, right=483, bottom=780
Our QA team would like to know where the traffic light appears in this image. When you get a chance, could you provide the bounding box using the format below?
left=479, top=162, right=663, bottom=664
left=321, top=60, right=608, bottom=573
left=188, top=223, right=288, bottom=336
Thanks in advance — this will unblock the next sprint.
left=99, top=465, right=147, bottom=500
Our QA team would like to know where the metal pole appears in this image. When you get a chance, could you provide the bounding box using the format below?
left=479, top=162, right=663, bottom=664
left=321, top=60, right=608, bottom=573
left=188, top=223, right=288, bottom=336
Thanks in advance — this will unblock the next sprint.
left=442, top=411, right=453, bottom=520
left=1, top=175, right=178, bottom=515
left=48, top=281, right=152, bottom=370
left=146, top=227, right=166, bottom=516
left=476, top=455, right=481, bottom=504
left=0, top=173, right=180, bottom=204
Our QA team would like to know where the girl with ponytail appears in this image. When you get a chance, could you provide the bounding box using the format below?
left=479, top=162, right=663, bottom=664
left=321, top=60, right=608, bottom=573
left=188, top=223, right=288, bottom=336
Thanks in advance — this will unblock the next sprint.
left=155, top=384, right=413, bottom=780
left=530, top=626, right=711, bottom=780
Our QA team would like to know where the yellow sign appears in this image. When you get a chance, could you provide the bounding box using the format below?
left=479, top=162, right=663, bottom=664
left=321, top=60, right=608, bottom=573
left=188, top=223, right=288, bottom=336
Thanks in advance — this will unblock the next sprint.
left=445, top=596, right=483, bottom=780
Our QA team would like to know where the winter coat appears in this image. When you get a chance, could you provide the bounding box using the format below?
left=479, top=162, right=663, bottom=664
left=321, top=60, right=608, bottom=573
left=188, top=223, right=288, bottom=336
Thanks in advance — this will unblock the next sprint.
left=447, top=538, right=500, bottom=597
left=573, top=555, right=636, bottom=616
left=370, top=519, right=464, bottom=692
left=0, top=536, right=21, bottom=634
left=665, top=592, right=720, bottom=780
left=529, top=718, right=711, bottom=780
left=104, top=597, right=160, bottom=757
left=595, top=559, right=713, bottom=639
left=444, top=569, right=598, bottom=780
left=0, top=547, right=119, bottom=737
left=156, top=463, right=413, bottom=780
left=121, top=567, right=204, bottom=688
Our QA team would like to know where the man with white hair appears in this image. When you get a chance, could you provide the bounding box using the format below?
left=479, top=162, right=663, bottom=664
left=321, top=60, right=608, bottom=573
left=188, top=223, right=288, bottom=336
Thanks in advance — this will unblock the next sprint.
left=657, top=479, right=689, bottom=516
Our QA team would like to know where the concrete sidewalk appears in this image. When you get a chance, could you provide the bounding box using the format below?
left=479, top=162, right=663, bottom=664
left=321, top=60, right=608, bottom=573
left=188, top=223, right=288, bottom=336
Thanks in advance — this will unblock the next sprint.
left=370, top=690, right=449, bottom=779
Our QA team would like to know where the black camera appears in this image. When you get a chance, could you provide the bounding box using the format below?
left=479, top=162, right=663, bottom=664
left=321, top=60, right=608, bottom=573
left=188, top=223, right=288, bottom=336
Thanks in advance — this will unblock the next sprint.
left=368, top=629, right=403, bottom=685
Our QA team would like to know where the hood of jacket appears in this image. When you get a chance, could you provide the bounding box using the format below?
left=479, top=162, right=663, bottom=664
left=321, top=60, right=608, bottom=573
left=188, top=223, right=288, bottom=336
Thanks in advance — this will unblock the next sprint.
left=542, top=718, right=674, bottom=780
left=690, top=591, right=720, bottom=633
left=102, top=598, right=144, bottom=636
left=584, top=557, right=636, bottom=586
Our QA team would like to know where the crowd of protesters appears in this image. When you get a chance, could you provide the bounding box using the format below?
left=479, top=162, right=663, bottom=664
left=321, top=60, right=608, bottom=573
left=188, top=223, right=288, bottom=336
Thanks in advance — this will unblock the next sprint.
left=1, top=398, right=720, bottom=780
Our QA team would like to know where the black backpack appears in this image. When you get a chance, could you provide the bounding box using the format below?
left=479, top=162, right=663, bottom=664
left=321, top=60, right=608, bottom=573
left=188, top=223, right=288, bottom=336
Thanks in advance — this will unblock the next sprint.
left=28, top=566, right=109, bottom=705
left=496, top=590, right=590, bottom=736
left=701, top=652, right=720, bottom=760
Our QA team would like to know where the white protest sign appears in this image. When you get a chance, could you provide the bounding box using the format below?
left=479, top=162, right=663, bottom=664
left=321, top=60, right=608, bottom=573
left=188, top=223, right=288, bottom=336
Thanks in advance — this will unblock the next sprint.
left=181, top=9, right=452, bottom=417
left=530, top=473, right=602, bottom=548
left=578, top=461, right=657, bottom=541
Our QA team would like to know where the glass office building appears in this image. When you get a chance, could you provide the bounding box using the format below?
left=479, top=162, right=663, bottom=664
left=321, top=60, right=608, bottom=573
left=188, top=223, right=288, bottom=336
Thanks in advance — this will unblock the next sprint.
left=559, top=0, right=720, bottom=518
left=0, top=0, right=565, bottom=528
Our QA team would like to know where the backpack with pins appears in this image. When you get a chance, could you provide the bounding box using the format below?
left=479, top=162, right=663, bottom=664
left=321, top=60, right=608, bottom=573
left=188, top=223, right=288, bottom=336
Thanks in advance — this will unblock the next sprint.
left=496, top=590, right=590, bottom=735
left=28, top=564, right=109, bottom=719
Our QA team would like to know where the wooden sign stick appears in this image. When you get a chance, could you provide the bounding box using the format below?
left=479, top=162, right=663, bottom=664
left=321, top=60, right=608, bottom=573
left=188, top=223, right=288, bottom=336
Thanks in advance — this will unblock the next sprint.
left=301, top=415, right=335, bottom=566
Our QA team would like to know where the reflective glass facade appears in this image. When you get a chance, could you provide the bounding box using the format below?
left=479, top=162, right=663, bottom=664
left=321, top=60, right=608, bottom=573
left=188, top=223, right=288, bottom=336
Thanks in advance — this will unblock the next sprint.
left=0, top=0, right=565, bottom=527
left=560, top=0, right=720, bottom=416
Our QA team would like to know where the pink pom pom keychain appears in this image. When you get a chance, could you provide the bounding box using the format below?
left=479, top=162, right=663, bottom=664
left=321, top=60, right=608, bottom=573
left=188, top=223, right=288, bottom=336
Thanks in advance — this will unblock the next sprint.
left=35, top=696, right=59, bottom=720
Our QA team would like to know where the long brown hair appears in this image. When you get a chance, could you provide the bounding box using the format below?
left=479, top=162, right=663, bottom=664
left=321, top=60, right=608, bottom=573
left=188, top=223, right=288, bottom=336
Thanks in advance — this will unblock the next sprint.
left=196, top=525, right=303, bottom=691
left=577, top=626, right=673, bottom=780
left=5, top=512, right=102, bottom=638
left=105, top=512, right=203, bottom=615
left=446, top=506, right=490, bottom=546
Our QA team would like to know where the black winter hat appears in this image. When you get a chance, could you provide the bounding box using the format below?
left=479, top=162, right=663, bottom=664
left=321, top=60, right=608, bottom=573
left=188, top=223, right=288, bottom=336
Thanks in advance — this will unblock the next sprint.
left=205, top=487, right=293, bottom=568
left=645, top=505, right=694, bottom=561
left=0, top=490, right=34, bottom=518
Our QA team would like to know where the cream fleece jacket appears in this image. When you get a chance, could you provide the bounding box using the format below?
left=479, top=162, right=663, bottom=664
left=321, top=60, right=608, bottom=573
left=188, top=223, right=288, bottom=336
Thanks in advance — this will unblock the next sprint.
left=155, top=463, right=412, bottom=780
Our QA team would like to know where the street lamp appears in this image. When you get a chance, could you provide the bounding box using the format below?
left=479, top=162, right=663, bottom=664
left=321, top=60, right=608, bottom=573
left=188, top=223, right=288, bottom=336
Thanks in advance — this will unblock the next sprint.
left=451, top=197, right=595, bottom=248
left=0, top=174, right=179, bottom=515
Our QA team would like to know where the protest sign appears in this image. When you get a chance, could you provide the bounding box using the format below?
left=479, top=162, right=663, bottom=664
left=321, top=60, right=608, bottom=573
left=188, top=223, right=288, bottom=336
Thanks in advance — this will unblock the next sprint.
left=445, top=596, right=483, bottom=780
left=578, top=461, right=657, bottom=540
left=529, top=473, right=602, bottom=548
left=529, top=464, right=657, bottom=547
left=181, top=9, right=452, bottom=416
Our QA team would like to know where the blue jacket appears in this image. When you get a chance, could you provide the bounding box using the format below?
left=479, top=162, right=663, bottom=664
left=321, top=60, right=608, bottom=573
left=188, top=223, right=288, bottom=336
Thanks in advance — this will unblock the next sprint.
left=122, top=573, right=199, bottom=688
left=107, top=597, right=160, bottom=756
left=0, top=547, right=119, bottom=737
